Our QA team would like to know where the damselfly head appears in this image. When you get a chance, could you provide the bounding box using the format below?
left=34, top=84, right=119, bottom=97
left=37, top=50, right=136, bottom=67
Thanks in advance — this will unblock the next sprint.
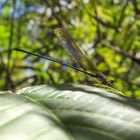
left=54, top=28, right=73, bottom=42
left=54, top=28, right=64, bottom=40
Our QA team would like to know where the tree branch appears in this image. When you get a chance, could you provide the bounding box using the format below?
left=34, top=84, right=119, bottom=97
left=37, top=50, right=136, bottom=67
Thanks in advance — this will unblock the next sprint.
left=131, top=0, right=140, bottom=15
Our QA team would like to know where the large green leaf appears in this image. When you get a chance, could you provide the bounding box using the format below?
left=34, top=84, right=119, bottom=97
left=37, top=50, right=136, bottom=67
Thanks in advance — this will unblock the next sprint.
left=0, top=91, right=73, bottom=140
left=17, top=84, right=140, bottom=140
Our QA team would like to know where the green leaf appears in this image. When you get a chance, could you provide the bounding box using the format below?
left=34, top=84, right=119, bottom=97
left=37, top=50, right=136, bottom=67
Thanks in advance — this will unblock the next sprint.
left=18, top=84, right=140, bottom=140
left=0, top=91, right=73, bottom=140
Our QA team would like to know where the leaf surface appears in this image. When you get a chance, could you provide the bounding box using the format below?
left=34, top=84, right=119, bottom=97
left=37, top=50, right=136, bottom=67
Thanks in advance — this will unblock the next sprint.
left=18, top=84, right=140, bottom=140
left=0, top=91, right=73, bottom=140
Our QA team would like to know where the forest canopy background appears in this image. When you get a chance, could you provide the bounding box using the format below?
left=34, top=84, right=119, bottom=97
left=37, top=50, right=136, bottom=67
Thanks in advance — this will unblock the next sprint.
left=0, top=0, right=140, bottom=98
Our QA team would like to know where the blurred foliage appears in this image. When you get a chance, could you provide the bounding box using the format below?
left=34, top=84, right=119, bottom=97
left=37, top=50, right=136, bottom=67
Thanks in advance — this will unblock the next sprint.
left=0, top=0, right=140, bottom=97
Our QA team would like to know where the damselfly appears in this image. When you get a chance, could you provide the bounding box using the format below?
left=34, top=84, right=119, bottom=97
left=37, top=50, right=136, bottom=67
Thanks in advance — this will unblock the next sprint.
left=14, top=28, right=116, bottom=89
left=54, top=28, right=116, bottom=88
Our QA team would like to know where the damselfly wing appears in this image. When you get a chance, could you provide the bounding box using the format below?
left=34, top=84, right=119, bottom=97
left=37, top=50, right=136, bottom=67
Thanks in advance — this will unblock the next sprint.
left=54, top=28, right=95, bottom=71
left=54, top=28, right=115, bottom=88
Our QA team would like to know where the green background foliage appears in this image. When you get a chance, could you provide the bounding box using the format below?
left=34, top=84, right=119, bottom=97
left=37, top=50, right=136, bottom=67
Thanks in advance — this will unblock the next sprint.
left=0, top=0, right=140, bottom=97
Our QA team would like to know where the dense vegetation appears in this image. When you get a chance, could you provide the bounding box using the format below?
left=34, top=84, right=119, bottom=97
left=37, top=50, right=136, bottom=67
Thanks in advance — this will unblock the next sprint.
left=0, top=0, right=140, bottom=97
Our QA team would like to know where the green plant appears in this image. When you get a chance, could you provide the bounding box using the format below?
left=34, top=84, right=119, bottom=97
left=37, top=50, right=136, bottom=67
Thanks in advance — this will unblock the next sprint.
left=0, top=84, right=140, bottom=140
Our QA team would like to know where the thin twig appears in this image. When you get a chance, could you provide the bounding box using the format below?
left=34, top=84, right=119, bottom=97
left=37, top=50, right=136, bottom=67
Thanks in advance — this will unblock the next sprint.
left=0, top=0, right=8, bottom=9
left=15, top=75, right=37, bottom=87
left=117, top=0, right=128, bottom=28
left=16, top=66, right=41, bottom=72
left=131, top=0, right=140, bottom=15
left=7, top=0, right=15, bottom=68
left=11, top=18, right=22, bottom=73
left=87, top=12, right=117, bottom=30
left=102, top=41, right=140, bottom=65
left=5, top=0, right=16, bottom=90
left=43, top=0, right=63, bottom=26
left=110, top=45, right=140, bottom=65
left=93, top=3, right=101, bottom=43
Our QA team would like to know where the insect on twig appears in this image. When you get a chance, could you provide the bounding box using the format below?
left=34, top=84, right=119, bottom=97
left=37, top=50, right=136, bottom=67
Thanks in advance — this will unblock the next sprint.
left=54, top=28, right=116, bottom=89
left=14, top=28, right=117, bottom=89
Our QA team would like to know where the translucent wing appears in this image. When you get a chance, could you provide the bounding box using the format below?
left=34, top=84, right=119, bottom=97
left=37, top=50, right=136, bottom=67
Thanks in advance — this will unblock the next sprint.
left=54, top=28, right=95, bottom=71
